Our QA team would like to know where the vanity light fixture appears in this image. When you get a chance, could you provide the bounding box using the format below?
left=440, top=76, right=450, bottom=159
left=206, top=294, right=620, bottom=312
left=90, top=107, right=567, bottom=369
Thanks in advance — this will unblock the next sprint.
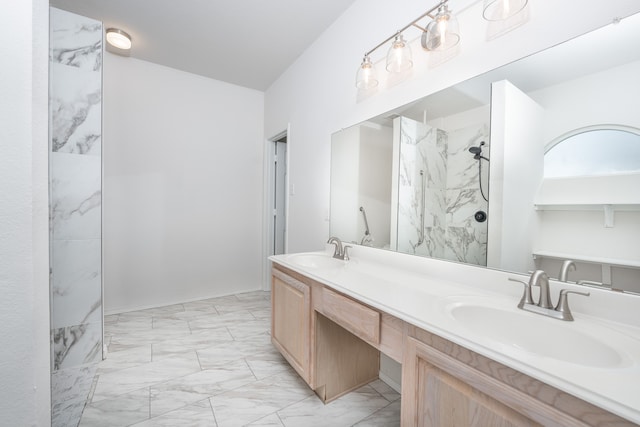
left=482, top=0, right=528, bottom=21
left=105, top=28, right=132, bottom=50
left=386, top=33, right=413, bottom=72
left=355, top=0, right=529, bottom=89
left=356, top=54, right=379, bottom=89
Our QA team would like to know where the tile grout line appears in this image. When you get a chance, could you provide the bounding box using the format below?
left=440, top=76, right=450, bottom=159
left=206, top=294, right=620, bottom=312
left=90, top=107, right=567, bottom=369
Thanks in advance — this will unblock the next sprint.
left=146, top=386, right=151, bottom=424
left=208, top=396, right=219, bottom=426
left=242, top=357, right=259, bottom=382
left=352, top=399, right=401, bottom=426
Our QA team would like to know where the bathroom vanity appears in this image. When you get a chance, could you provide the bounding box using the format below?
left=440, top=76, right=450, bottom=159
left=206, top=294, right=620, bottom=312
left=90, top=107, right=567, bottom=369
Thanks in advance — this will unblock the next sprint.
left=270, top=247, right=640, bottom=426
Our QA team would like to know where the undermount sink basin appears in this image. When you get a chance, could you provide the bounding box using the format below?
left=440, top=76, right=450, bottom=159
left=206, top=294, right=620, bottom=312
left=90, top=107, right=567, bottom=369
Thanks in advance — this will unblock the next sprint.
left=447, top=301, right=631, bottom=368
left=287, top=253, right=345, bottom=270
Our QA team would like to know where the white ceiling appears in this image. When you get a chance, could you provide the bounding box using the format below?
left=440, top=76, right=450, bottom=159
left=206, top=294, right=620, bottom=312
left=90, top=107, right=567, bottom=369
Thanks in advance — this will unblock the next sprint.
left=50, top=0, right=357, bottom=91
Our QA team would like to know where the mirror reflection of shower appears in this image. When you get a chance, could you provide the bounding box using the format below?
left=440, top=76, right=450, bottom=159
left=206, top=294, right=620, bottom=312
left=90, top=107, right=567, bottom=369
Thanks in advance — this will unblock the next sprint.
left=359, top=206, right=374, bottom=246
left=411, top=170, right=427, bottom=252
left=468, top=141, right=489, bottom=202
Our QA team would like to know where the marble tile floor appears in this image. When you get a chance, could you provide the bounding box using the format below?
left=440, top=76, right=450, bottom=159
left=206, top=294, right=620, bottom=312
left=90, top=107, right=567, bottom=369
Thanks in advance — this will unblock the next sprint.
left=77, top=291, right=401, bottom=426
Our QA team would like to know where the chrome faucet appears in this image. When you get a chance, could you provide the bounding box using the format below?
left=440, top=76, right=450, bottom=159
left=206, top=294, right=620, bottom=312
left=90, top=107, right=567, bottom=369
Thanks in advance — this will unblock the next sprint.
left=327, top=237, right=351, bottom=261
left=531, top=270, right=554, bottom=309
left=509, top=270, right=590, bottom=321
left=558, top=260, right=576, bottom=282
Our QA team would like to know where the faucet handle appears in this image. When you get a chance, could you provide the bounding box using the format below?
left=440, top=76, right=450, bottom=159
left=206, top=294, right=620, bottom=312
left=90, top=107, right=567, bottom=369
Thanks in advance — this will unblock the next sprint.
left=508, top=278, right=534, bottom=308
left=554, top=289, right=590, bottom=321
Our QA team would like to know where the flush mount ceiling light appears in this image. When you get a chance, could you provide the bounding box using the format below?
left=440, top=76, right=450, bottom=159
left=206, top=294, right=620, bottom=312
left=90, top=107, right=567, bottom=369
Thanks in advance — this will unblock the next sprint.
left=422, top=3, right=460, bottom=51
left=356, top=54, right=379, bottom=89
left=106, top=28, right=132, bottom=50
left=355, top=0, right=531, bottom=89
left=483, top=0, right=528, bottom=21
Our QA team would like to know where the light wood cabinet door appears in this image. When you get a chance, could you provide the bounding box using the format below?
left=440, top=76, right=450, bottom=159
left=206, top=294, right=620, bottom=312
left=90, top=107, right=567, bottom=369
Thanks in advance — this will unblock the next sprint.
left=409, top=355, right=538, bottom=426
left=271, top=268, right=312, bottom=385
left=401, top=336, right=586, bottom=427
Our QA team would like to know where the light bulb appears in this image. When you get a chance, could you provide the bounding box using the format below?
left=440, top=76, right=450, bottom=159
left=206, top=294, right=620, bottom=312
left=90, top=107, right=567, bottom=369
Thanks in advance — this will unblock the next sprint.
left=356, top=55, right=379, bottom=89
left=385, top=34, right=413, bottom=73
left=437, top=17, right=447, bottom=47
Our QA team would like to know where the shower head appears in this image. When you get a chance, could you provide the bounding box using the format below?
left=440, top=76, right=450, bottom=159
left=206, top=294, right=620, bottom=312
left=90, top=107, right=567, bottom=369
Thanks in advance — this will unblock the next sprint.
left=468, top=141, right=488, bottom=161
left=468, top=141, right=485, bottom=155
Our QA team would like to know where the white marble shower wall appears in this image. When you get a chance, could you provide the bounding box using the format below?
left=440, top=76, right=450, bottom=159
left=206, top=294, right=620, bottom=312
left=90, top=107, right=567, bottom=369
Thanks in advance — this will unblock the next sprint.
left=444, top=123, right=489, bottom=266
left=396, top=116, right=488, bottom=266
left=49, top=7, right=103, bottom=372
left=396, top=117, right=446, bottom=258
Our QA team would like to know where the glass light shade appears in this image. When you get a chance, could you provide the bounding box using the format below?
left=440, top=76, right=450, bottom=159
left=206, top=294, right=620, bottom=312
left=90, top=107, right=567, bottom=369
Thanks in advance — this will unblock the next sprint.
left=482, top=0, right=528, bottom=21
left=356, top=55, right=379, bottom=89
left=421, top=5, right=460, bottom=51
left=106, top=28, right=132, bottom=50
left=385, top=34, right=413, bottom=73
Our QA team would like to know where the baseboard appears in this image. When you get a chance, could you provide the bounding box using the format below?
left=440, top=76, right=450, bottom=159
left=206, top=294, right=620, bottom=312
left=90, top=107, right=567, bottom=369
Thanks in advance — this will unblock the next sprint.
left=379, top=370, right=402, bottom=394
left=103, top=287, right=267, bottom=315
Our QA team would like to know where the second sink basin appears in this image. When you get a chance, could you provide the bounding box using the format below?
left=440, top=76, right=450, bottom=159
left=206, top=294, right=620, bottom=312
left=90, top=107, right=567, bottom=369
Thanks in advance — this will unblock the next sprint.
left=287, top=253, right=345, bottom=270
left=446, top=300, right=634, bottom=368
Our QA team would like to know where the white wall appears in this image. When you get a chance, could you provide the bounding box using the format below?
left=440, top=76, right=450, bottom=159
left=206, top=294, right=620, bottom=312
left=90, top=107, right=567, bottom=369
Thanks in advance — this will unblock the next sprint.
left=0, top=0, right=51, bottom=425
left=103, top=53, right=265, bottom=313
left=532, top=60, right=640, bottom=146
left=358, top=125, right=393, bottom=248
left=487, top=80, right=544, bottom=273
left=330, top=125, right=361, bottom=243
left=264, top=0, right=640, bottom=255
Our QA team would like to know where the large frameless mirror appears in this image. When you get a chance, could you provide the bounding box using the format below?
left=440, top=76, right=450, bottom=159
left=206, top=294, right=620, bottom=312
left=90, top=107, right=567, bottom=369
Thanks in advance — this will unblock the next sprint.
left=330, top=12, right=640, bottom=293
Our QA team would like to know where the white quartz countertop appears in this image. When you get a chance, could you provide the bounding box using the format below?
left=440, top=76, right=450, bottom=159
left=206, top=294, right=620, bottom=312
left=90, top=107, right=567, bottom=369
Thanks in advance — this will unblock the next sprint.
left=270, top=248, right=640, bottom=424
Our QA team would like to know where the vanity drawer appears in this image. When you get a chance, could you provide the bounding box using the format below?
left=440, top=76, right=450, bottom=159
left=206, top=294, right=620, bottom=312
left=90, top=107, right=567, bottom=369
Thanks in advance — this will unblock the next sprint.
left=322, top=288, right=380, bottom=345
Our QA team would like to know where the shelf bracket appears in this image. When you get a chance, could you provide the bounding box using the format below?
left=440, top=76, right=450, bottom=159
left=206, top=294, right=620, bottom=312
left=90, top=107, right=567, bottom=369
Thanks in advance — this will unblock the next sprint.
left=603, top=204, right=614, bottom=228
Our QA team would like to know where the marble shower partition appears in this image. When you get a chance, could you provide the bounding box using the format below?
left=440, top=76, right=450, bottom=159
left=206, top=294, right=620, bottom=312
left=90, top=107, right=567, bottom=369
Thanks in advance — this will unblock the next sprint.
left=444, top=123, right=489, bottom=265
left=49, top=7, right=103, bottom=426
left=395, top=117, right=489, bottom=266
left=396, top=117, right=447, bottom=258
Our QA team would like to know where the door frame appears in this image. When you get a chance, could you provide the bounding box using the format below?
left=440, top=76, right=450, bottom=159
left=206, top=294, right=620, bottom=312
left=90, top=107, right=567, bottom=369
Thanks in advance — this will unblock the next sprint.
left=262, top=126, right=290, bottom=290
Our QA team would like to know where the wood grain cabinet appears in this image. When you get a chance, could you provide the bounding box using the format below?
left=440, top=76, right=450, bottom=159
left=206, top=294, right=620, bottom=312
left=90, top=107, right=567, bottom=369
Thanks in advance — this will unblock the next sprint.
left=271, top=267, right=312, bottom=385
left=401, top=328, right=633, bottom=427
left=271, top=265, right=379, bottom=401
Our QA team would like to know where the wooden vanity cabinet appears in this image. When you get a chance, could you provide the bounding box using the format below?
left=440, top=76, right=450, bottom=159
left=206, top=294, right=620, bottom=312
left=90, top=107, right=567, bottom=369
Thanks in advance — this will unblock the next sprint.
left=401, top=327, right=633, bottom=427
left=271, top=265, right=381, bottom=402
left=271, top=267, right=313, bottom=385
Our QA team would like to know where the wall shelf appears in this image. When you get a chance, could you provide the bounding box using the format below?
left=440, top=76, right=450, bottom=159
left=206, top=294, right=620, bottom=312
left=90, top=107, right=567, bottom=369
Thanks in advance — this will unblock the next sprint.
left=534, top=203, right=640, bottom=211
left=534, top=203, right=640, bottom=227
left=532, top=250, right=640, bottom=269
